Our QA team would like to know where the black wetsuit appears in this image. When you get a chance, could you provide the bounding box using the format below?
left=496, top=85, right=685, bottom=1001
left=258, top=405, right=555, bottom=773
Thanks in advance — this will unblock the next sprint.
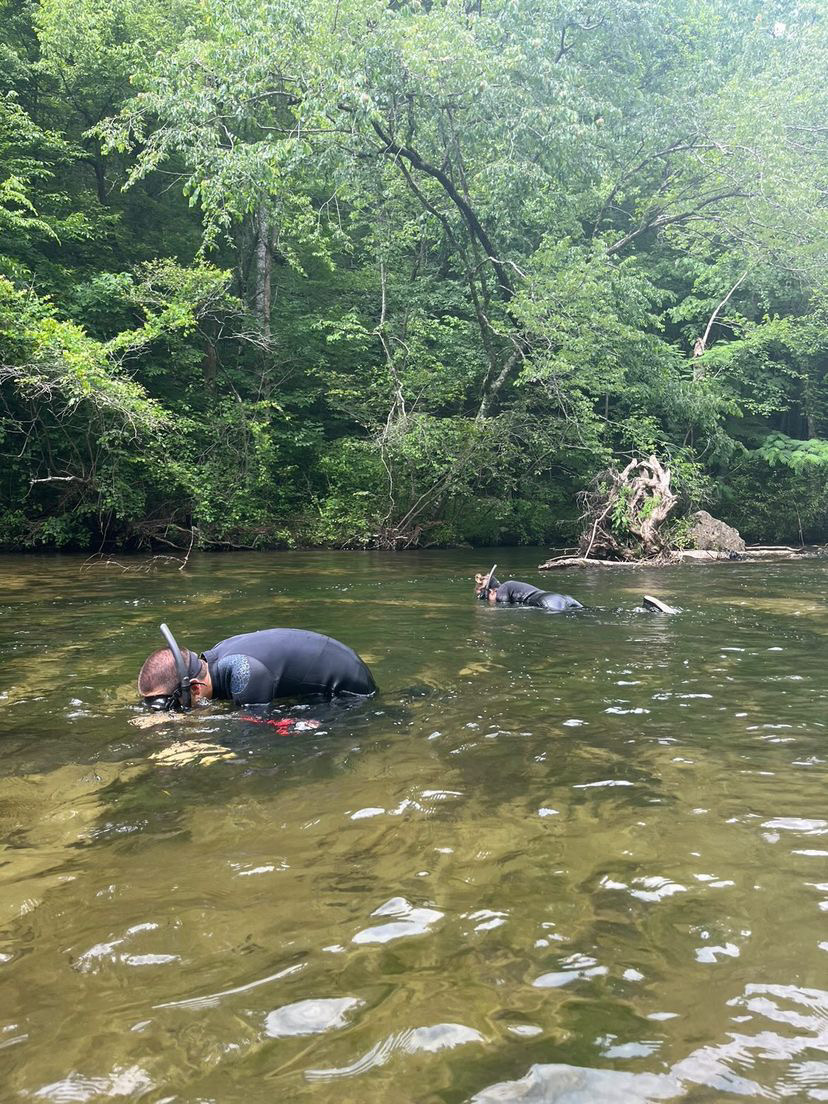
left=203, top=629, right=376, bottom=706
left=492, top=579, right=583, bottom=612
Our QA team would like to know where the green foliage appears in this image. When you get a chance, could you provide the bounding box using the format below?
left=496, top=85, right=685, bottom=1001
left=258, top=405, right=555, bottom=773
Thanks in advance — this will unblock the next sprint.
left=309, top=440, right=385, bottom=547
left=755, top=432, right=828, bottom=470
left=717, top=456, right=828, bottom=544
left=611, top=484, right=635, bottom=536
left=664, top=515, right=695, bottom=551
left=1, top=0, right=827, bottom=550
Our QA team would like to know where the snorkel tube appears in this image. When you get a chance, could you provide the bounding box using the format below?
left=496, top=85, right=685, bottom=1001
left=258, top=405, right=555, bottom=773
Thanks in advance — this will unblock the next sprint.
left=159, top=622, right=192, bottom=712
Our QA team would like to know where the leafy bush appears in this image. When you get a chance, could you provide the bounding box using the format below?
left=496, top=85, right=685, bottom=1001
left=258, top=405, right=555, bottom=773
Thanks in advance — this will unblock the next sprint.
left=717, top=456, right=828, bottom=544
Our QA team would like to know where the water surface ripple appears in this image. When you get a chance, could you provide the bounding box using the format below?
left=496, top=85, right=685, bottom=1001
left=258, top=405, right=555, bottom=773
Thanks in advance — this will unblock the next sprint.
left=0, top=550, right=826, bottom=1101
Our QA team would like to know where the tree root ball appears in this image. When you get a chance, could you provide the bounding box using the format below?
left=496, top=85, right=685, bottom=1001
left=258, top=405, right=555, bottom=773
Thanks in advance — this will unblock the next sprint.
left=577, top=455, right=678, bottom=561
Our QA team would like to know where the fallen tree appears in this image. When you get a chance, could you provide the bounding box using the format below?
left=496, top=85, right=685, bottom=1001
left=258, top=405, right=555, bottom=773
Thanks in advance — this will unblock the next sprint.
left=577, top=455, right=678, bottom=561
left=538, top=457, right=819, bottom=568
left=536, top=455, right=815, bottom=571
left=539, top=547, right=820, bottom=569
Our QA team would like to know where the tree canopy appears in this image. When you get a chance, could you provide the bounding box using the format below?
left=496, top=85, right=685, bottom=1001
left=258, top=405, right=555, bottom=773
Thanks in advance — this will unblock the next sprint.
left=2, top=0, right=827, bottom=550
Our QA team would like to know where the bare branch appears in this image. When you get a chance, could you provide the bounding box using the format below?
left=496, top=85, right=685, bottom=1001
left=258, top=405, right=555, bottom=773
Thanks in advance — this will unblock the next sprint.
left=700, top=269, right=750, bottom=350
left=29, top=474, right=85, bottom=485
left=607, top=190, right=750, bottom=254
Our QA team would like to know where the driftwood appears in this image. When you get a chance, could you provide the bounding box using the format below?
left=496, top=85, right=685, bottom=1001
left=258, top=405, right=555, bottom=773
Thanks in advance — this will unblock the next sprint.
left=539, top=548, right=821, bottom=570
left=737, top=548, right=811, bottom=559
left=676, top=549, right=733, bottom=562
left=539, top=552, right=714, bottom=569
left=546, top=454, right=820, bottom=570
left=745, top=544, right=808, bottom=554
left=539, top=555, right=645, bottom=569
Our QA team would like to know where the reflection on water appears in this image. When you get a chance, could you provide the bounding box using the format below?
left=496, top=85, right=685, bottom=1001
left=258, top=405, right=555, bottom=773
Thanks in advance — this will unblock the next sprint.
left=0, top=550, right=826, bottom=1101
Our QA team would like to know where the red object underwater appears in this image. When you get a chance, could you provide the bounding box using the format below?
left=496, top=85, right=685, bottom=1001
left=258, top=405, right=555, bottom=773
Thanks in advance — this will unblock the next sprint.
left=239, top=715, right=321, bottom=733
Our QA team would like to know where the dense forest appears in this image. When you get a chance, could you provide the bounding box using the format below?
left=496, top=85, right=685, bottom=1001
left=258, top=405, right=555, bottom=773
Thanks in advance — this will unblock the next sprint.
left=1, top=0, right=826, bottom=552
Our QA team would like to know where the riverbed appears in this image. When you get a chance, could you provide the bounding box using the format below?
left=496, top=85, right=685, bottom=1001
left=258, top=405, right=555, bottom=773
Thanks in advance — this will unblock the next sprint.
left=0, top=549, right=826, bottom=1101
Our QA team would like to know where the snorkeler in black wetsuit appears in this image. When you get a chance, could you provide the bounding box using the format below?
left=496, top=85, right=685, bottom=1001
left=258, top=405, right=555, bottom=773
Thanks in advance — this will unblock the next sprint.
left=474, top=573, right=583, bottom=612
left=204, top=629, right=375, bottom=703
left=138, top=627, right=376, bottom=711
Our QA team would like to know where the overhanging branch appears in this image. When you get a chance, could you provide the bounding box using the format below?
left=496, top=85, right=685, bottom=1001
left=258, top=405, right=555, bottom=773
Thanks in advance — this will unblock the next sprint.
left=607, top=190, right=750, bottom=254
left=371, top=119, right=514, bottom=303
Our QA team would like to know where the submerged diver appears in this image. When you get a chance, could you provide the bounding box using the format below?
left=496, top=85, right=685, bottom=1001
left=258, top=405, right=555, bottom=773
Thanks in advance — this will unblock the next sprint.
left=138, top=624, right=376, bottom=712
left=474, top=569, right=583, bottom=612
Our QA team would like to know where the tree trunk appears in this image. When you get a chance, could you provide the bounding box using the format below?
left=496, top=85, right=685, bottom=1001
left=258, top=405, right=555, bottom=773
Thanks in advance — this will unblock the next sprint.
left=202, top=337, right=218, bottom=392
left=476, top=346, right=523, bottom=419
left=252, top=204, right=272, bottom=339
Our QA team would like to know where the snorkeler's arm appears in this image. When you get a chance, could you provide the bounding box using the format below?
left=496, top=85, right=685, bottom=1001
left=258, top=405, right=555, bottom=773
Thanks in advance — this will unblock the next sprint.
left=494, top=581, right=520, bottom=603
left=212, top=653, right=276, bottom=705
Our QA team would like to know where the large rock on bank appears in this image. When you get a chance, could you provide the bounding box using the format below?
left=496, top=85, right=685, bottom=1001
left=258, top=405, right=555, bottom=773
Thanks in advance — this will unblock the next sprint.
left=686, top=510, right=746, bottom=554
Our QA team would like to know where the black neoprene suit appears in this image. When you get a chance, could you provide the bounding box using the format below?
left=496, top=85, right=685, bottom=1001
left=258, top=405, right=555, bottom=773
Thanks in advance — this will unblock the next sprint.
left=492, top=579, right=583, bottom=612
left=202, top=629, right=376, bottom=705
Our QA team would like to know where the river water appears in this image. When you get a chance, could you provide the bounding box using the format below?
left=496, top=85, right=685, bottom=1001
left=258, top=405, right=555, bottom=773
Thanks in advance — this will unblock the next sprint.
left=0, top=549, right=826, bottom=1102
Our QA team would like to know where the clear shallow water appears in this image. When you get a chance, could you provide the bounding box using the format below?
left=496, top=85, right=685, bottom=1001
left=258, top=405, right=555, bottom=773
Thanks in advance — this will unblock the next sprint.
left=0, top=549, right=826, bottom=1102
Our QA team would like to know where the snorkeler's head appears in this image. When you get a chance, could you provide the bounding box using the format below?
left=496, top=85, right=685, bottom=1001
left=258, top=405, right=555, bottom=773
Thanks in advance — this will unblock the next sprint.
left=474, top=573, right=500, bottom=599
left=138, top=645, right=202, bottom=711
